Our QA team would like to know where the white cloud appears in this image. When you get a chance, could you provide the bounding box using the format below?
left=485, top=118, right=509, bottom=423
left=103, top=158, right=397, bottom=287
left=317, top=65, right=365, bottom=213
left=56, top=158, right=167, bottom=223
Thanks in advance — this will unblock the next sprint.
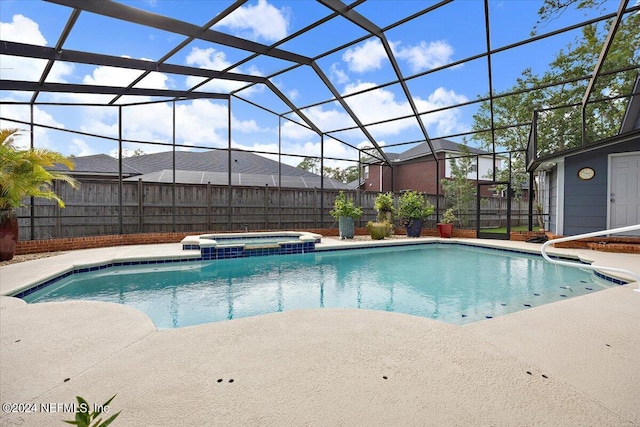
left=342, top=82, right=414, bottom=135
left=0, top=97, right=66, bottom=150
left=280, top=117, right=319, bottom=141
left=185, top=47, right=229, bottom=71
left=395, top=40, right=454, bottom=72
left=72, top=98, right=269, bottom=152
left=277, top=81, right=467, bottom=142
left=69, top=138, right=96, bottom=156
left=416, top=87, right=470, bottom=135
left=287, top=88, right=300, bottom=101
left=340, top=38, right=455, bottom=75
left=184, top=47, right=262, bottom=95
left=0, top=14, right=74, bottom=82
left=215, top=0, right=289, bottom=42
left=279, top=103, right=359, bottom=141
left=83, top=60, right=168, bottom=90
left=0, top=14, right=46, bottom=44
left=342, top=39, right=388, bottom=73
left=330, top=63, right=349, bottom=84
left=340, top=82, right=468, bottom=138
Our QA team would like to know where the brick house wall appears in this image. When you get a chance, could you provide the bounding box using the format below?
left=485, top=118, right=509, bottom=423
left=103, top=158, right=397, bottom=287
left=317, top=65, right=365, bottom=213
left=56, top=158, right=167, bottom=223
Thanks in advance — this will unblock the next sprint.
left=362, top=163, right=394, bottom=192
left=363, top=154, right=497, bottom=197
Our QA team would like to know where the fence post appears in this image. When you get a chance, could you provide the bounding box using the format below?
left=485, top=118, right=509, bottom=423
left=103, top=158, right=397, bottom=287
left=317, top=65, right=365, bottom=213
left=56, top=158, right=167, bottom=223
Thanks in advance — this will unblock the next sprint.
left=228, top=186, right=233, bottom=231
left=278, top=186, right=282, bottom=230
left=138, top=179, right=143, bottom=233
left=54, top=180, right=61, bottom=238
left=264, top=185, right=269, bottom=230
left=313, top=187, right=318, bottom=228
left=205, top=182, right=211, bottom=231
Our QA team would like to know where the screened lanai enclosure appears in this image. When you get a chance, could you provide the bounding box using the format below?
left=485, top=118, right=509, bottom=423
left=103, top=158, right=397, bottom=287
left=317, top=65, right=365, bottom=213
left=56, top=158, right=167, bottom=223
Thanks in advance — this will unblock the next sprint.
left=1, top=0, right=638, bottom=241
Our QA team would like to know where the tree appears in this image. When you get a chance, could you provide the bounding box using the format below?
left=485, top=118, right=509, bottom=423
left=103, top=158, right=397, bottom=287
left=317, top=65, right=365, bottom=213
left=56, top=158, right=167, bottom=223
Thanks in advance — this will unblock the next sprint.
left=440, top=144, right=476, bottom=227
left=297, top=157, right=320, bottom=174
left=472, top=4, right=639, bottom=229
left=533, top=0, right=609, bottom=35
left=322, top=165, right=359, bottom=184
left=341, top=165, right=359, bottom=184
left=297, top=157, right=359, bottom=184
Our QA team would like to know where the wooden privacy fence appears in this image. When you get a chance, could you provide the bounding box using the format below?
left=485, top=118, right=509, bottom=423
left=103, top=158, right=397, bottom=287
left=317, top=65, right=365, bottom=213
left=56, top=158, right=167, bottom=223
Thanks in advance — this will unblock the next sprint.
left=15, top=180, right=530, bottom=240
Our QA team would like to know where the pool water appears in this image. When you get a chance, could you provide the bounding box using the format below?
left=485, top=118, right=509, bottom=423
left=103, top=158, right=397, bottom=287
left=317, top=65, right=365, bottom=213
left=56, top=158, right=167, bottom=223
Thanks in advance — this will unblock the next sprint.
left=23, top=244, right=612, bottom=328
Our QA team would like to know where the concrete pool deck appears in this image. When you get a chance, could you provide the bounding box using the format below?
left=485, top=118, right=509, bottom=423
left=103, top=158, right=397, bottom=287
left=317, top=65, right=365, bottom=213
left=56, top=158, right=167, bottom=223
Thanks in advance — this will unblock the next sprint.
left=1, top=237, right=639, bottom=426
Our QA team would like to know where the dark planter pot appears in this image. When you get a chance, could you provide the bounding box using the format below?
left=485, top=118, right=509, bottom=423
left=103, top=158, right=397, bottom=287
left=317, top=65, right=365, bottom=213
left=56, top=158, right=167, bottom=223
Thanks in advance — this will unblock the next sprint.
left=339, top=216, right=355, bottom=239
left=0, top=211, right=19, bottom=261
left=404, top=219, right=423, bottom=238
left=437, top=223, right=454, bottom=238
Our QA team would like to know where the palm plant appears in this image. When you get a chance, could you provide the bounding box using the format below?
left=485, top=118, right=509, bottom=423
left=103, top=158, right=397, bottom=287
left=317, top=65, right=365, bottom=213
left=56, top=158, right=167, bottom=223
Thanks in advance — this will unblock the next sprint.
left=1, top=128, right=78, bottom=260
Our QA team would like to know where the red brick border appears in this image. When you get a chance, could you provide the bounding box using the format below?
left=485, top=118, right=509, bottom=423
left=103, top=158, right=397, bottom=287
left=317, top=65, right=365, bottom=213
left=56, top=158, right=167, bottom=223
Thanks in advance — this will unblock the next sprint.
left=16, top=228, right=637, bottom=255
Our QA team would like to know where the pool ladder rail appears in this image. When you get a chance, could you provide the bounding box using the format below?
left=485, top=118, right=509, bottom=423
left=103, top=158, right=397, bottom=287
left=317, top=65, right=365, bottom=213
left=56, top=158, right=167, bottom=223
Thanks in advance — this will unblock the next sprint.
left=541, top=224, right=640, bottom=292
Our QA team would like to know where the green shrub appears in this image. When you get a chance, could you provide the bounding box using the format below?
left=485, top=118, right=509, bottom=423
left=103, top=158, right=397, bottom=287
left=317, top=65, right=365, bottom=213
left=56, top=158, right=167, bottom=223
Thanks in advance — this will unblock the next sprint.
left=440, top=208, right=457, bottom=224
left=373, top=192, right=395, bottom=222
left=397, top=190, right=434, bottom=226
left=330, top=191, right=362, bottom=219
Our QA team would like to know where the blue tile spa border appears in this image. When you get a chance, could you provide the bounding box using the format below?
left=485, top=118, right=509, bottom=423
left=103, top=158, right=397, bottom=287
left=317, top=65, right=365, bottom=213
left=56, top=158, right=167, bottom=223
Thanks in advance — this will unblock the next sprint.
left=11, top=240, right=627, bottom=300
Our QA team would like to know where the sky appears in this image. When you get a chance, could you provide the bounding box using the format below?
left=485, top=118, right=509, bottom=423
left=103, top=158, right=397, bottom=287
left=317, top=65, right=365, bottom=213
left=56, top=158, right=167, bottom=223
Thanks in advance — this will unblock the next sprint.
left=0, top=0, right=626, bottom=169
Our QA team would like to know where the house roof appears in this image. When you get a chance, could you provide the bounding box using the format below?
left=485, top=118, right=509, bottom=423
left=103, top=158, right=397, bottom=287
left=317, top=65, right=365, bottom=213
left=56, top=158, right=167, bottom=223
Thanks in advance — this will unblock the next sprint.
left=396, top=139, right=489, bottom=162
left=50, top=154, right=140, bottom=177
left=120, top=150, right=319, bottom=178
left=123, top=169, right=352, bottom=189
left=57, top=154, right=141, bottom=176
left=54, top=149, right=352, bottom=189
left=365, top=139, right=491, bottom=164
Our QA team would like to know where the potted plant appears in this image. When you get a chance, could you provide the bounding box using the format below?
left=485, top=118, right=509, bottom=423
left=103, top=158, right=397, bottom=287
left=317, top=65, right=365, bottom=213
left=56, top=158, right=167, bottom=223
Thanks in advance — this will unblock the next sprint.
left=1, top=128, right=78, bottom=261
left=366, top=221, right=389, bottom=240
left=369, top=192, right=395, bottom=239
left=397, top=190, right=434, bottom=238
left=374, top=192, right=395, bottom=223
left=330, top=191, right=362, bottom=239
left=437, top=208, right=457, bottom=238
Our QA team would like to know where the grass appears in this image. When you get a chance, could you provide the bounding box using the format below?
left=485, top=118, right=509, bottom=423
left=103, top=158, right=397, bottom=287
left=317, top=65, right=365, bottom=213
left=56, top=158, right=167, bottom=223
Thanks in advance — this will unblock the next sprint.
left=479, top=225, right=531, bottom=233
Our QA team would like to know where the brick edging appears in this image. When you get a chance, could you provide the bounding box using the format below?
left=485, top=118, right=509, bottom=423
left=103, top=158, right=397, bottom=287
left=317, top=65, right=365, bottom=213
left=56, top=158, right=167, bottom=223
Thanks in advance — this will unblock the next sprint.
left=14, top=228, right=551, bottom=255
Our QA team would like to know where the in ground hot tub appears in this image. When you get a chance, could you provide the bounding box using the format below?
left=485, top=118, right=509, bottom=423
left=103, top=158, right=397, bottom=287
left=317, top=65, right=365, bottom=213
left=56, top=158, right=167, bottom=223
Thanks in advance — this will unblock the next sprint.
left=181, top=231, right=322, bottom=259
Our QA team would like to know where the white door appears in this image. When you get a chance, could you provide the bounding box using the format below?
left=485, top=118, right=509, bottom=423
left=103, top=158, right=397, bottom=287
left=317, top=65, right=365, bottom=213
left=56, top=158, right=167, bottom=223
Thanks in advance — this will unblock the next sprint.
left=609, top=152, right=640, bottom=235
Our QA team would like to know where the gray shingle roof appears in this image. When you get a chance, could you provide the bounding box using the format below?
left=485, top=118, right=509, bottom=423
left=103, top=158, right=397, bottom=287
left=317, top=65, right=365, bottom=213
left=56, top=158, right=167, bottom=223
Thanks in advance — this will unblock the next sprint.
left=395, top=139, right=489, bottom=163
left=124, top=169, right=352, bottom=189
left=53, top=150, right=353, bottom=189
left=362, top=139, right=489, bottom=165
left=52, top=154, right=141, bottom=176
left=121, top=150, right=319, bottom=177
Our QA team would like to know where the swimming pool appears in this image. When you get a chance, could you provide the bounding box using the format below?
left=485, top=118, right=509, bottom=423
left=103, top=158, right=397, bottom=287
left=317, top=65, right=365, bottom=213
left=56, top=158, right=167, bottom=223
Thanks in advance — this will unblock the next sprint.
left=21, top=244, right=615, bottom=328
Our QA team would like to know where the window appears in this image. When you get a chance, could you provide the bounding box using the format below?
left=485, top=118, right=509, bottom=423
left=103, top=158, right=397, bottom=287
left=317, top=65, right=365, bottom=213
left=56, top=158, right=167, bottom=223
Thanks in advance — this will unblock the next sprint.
left=363, top=165, right=369, bottom=179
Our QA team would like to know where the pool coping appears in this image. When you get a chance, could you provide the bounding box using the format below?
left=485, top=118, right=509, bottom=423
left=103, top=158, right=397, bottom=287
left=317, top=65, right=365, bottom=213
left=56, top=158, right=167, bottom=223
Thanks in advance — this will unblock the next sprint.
left=180, top=230, right=322, bottom=250
left=2, top=238, right=640, bottom=425
left=1, top=237, right=634, bottom=299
